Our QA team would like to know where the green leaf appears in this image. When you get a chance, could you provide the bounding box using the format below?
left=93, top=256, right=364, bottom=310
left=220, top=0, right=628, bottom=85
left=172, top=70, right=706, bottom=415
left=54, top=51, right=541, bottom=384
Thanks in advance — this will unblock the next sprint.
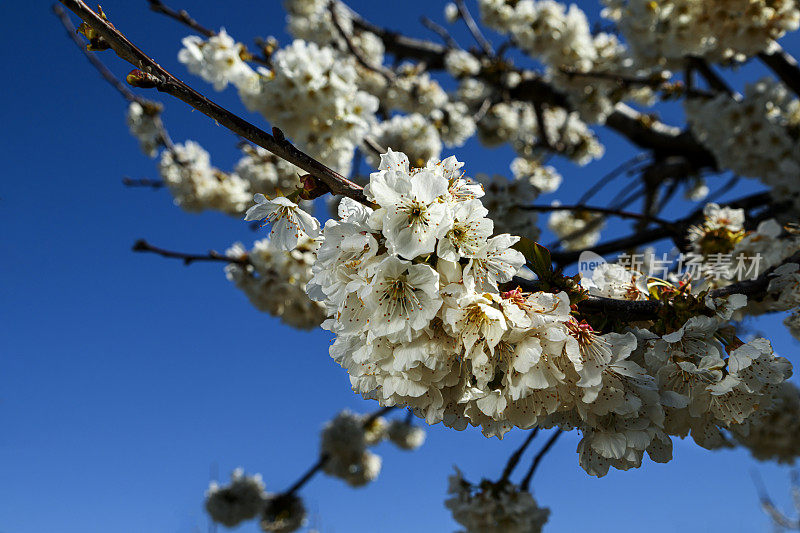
left=513, top=238, right=553, bottom=280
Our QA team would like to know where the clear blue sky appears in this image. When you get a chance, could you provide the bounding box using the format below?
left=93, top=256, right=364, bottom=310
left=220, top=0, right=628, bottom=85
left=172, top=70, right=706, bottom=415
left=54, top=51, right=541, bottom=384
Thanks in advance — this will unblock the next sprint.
left=2, top=1, right=799, bottom=532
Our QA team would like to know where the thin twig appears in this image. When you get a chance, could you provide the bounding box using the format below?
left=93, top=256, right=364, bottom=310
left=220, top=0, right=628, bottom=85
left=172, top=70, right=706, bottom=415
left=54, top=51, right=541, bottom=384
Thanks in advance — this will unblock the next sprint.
left=146, top=0, right=271, bottom=66
left=499, top=429, right=539, bottom=483
left=577, top=153, right=650, bottom=205
left=420, top=16, right=459, bottom=49
left=122, top=177, right=165, bottom=188
left=54, top=4, right=175, bottom=151
left=284, top=455, right=328, bottom=497
left=147, top=0, right=214, bottom=37
left=520, top=430, right=562, bottom=491
left=131, top=239, right=247, bottom=266
left=362, top=135, right=388, bottom=157
left=328, top=0, right=395, bottom=82
left=521, top=204, right=673, bottom=229
left=283, top=405, right=394, bottom=497
left=455, top=0, right=493, bottom=56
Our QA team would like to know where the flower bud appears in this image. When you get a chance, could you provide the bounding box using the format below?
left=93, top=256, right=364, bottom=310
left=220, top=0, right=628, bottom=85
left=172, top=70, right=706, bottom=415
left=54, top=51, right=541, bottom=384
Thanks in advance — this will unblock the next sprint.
left=297, top=174, right=330, bottom=201
left=126, top=69, right=159, bottom=89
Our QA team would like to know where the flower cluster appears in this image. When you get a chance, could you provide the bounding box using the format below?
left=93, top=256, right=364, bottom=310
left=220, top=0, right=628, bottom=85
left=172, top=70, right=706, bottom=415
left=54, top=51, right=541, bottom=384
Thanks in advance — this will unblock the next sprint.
left=205, top=469, right=307, bottom=532
left=547, top=204, right=605, bottom=251
left=157, top=141, right=314, bottom=218
left=477, top=0, right=653, bottom=122
left=368, top=113, right=443, bottom=168
left=178, top=29, right=257, bottom=91
left=386, top=418, right=427, bottom=450
left=384, top=64, right=449, bottom=115
left=475, top=100, right=605, bottom=164
left=475, top=159, right=562, bottom=243
left=234, top=145, right=305, bottom=200
left=603, top=0, right=800, bottom=65
left=225, top=238, right=326, bottom=330
left=445, top=470, right=550, bottom=533
left=241, top=40, right=379, bottom=175
left=581, top=262, right=649, bottom=301
left=125, top=102, right=161, bottom=157
left=159, top=141, right=251, bottom=215
left=302, top=152, right=794, bottom=476
left=732, top=381, right=800, bottom=464
left=686, top=79, right=800, bottom=210
left=285, top=0, right=385, bottom=67
left=205, top=469, right=267, bottom=527
left=682, top=202, right=800, bottom=333
left=319, top=410, right=383, bottom=486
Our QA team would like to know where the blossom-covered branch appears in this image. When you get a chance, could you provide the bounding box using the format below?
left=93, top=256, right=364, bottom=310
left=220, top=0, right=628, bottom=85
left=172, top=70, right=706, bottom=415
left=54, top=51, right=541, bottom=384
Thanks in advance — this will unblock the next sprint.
left=58, top=0, right=370, bottom=205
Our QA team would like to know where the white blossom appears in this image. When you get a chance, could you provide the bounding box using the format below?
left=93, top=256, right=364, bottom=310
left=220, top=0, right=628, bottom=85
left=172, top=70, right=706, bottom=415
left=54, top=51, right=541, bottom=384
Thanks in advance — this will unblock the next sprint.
left=125, top=102, right=161, bottom=157
left=244, top=194, right=321, bottom=251
left=205, top=469, right=267, bottom=527
left=387, top=419, right=427, bottom=450
left=178, top=29, right=257, bottom=91
left=445, top=470, right=549, bottom=533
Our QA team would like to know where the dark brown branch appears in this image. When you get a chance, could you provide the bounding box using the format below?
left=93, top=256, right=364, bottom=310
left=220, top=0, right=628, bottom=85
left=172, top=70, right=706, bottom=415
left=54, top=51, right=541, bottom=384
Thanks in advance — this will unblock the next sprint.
left=520, top=429, right=562, bottom=491
left=122, top=177, right=165, bottom=189
left=131, top=239, right=247, bottom=266
left=604, top=105, right=717, bottom=169
left=500, top=429, right=539, bottom=483
left=515, top=238, right=800, bottom=323
left=284, top=455, right=328, bottom=497
left=147, top=0, right=214, bottom=37
left=759, top=47, right=800, bottom=98
left=455, top=0, right=493, bottom=56
left=59, top=0, right=369, bottom=205
left=687, top=56, right=735, bottom=97
left=348, top=6, right=448, bottom=69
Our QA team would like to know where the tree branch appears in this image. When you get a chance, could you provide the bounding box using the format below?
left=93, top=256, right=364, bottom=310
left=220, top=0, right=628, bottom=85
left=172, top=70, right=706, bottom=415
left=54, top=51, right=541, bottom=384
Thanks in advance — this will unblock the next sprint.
left=455, top=0, right=493, bottom=56
left=520, top=203, right=673, bottom=229
left=54, top=3, right=175, bottom=151
left=420, top=16, right=459, bottom=49
left=283, top=405, right=395, bottom=496
left=131, top=239, right=247, bottom=266
left=500, top=429, right=539, bottom=483
left=328, top=0, right=395, bottom=82
left=686, top=56, right=735, bottom=97
left=122, top=177, right=165, bottom=189
left=59, top=0, right=369, bottom=205
left=520, top=429, right=562, bottom=491
left=759, top=47, right=800, bottom=98
left=147, top=0, right=214, bottom=38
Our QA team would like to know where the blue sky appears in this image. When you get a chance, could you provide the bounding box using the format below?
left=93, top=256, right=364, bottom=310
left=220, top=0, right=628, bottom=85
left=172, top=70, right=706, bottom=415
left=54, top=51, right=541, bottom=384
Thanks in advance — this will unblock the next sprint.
left=2, top=1, right=799, bottom=532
